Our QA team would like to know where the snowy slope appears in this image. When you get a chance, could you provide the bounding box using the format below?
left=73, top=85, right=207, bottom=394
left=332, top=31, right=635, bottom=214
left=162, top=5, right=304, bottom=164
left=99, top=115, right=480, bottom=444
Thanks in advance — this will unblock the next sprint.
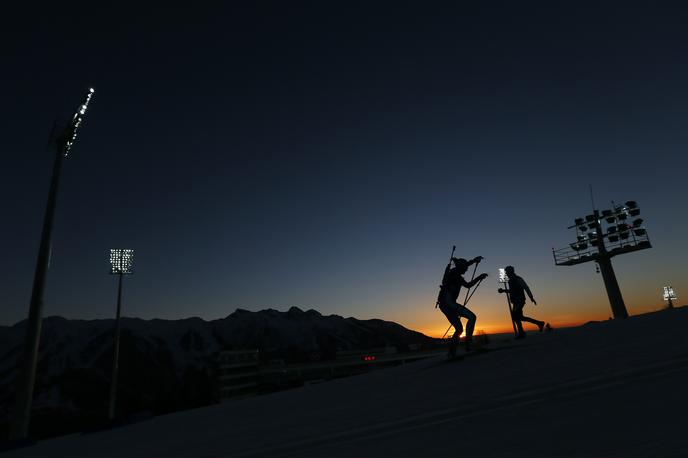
left=3, top=306, right=687, bottom=457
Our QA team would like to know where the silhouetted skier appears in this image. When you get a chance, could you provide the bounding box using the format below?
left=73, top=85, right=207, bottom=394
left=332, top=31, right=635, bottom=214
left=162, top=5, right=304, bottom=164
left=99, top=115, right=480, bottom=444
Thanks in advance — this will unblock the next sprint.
left=499, top=266, right=545, bottom=339
left=438, top=256, right=487, bottom=357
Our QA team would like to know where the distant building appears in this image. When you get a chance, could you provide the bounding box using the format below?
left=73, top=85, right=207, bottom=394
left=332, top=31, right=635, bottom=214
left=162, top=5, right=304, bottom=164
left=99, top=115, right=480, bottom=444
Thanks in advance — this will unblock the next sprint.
left=216, top=349, right=260, bottom=400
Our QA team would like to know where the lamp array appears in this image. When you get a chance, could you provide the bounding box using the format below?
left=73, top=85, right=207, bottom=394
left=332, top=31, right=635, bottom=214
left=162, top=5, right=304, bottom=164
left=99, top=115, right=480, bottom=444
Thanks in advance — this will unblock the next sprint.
left=109, top=249, right=134, bottom=274
left=663, top=286, right=677, bottom=301
left=61, top=88, right=95, bottom=157
left=569, top=201, right=647, bottom=252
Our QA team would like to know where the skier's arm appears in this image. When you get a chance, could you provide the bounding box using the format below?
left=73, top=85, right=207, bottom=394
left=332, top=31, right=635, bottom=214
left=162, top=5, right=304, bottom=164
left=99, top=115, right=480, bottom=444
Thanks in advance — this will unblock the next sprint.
left=520, top=278, right=536, bottom=304
left=468, top=256, right=484, bottom=266
left=464, top=273, right=488, bottom=288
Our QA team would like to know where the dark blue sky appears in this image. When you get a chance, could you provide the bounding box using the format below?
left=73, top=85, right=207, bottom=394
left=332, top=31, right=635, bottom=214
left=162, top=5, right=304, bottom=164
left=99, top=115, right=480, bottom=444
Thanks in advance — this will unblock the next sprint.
left=2, top=2, right=687, bottom=334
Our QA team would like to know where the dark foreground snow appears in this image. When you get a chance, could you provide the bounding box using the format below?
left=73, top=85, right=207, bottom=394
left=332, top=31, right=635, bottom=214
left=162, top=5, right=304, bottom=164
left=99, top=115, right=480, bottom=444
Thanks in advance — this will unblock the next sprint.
left=4, top=307, right=687, bottom=457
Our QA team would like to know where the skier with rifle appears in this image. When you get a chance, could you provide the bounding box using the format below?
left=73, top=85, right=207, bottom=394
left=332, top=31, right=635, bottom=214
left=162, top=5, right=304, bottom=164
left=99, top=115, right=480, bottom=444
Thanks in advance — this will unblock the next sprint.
left=498, top=265, right=546, bottom=339
left=437, top=255, right=488, bottom=357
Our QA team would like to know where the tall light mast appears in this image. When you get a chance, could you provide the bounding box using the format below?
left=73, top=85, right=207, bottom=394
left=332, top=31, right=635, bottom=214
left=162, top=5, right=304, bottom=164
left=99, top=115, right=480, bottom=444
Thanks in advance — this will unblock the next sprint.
left=553, top=200, right=651, bottom=319
left=108, top=249, right=134, bottom=421
left=11, top=88, right=95, bottom=440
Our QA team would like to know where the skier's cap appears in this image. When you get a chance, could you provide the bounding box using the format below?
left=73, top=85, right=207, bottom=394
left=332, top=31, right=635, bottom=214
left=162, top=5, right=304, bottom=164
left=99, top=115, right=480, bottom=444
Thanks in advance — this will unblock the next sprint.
left=505, top=265, right=515, bottom=272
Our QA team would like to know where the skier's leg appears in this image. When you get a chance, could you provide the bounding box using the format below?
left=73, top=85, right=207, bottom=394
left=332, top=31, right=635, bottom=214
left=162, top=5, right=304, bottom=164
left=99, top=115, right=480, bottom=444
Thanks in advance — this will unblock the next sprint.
left=457, top=305, right=476, bottom=350
left=440, top=304, right=462, bottom=357
left=512, top=303, right=526, bottom=337
left=521, top=314, right=545, bottom=331
left=449, top=321, right=462, bottom=357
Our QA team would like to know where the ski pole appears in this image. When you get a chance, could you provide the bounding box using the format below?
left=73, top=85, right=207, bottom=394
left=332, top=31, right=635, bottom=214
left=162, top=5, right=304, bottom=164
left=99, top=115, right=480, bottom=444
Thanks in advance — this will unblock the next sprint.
left=498, top=282, right=519, bottom=336
left=505, top=289, right=518, bottom=337
left=464, top=276, right=485, bottom=305
left=440, top=323, right=453, bottom=340
left=462, top=257, right=484, bottom=306
left=463, top=260, right=479, bottom=305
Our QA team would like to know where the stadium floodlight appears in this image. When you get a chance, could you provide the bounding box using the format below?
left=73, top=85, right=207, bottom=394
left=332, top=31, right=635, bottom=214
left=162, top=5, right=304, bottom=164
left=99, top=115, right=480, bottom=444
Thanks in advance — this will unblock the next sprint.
left=62, top=88, right=95, bottom=157
left=11, top=87, right=96, bottom=440
left=663, top=286, right=677, bottom=309
left=110, top=249, right=134, bottom=274
left=108, top=249, right=134, bottom=421
left=602, top=209, right=616, bottom=223
left=498, top=269, right=518, bottom=336
left=662, top=286, right=676, bottom=300
left=552, top=198, right=652, bottom=320
left=574, top=218, right=588, bottom=231
left=499, top=268, right=508, bottom=283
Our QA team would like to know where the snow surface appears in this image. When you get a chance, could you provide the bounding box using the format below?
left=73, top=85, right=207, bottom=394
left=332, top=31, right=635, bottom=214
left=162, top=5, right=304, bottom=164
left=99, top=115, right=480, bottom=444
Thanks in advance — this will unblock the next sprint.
left=4, top=307, right=688, bottom=457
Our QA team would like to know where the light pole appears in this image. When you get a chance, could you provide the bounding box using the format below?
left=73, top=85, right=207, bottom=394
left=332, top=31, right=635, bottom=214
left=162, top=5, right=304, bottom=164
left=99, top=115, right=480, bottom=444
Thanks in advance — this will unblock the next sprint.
left=553, top=200, right=652, bottom=319
left=498, top=268, right=519, bottom=336
left=11, top=88, right=95, bottom=440
left=108, top=249, right=134, bottom=421
left=663, top=286, right=677, bottom=309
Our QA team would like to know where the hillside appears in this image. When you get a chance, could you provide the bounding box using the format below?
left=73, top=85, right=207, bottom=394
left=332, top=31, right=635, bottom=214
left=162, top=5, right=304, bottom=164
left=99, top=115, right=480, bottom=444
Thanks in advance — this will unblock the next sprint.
left=3, top=306, right=686, bottom=457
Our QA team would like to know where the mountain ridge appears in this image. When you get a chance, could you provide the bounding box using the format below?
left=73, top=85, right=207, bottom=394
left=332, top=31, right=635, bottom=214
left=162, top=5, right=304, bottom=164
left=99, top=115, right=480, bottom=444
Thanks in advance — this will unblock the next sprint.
left=0, top=307, right=434, bottom=439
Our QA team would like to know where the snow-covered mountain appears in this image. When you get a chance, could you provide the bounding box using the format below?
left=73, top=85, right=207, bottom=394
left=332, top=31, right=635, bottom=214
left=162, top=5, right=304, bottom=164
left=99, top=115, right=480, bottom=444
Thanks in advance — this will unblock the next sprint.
left=0, top=307, right=433, bottom=438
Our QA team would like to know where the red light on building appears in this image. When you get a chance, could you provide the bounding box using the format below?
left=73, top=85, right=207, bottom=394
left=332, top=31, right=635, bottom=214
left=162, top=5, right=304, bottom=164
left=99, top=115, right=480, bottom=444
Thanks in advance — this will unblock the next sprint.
left=361, top=355, right=376, bottom=362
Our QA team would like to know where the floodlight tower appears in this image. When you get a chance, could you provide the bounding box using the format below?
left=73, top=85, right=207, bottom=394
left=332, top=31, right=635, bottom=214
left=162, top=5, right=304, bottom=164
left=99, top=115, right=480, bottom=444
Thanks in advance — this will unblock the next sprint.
left=108, top=249, right=134, bottom=421
left=498, top=268, right=518, bottom=336
left=553, top=200, right=652, bottom=319
left=663, top=286, right=677, bottom=309
left=12, top=88, right=95, bottom=440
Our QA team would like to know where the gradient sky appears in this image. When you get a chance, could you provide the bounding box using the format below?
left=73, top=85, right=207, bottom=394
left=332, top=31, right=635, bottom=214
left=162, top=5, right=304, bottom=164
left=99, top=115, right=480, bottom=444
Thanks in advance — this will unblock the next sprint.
left=2, top=3, right=687, bottom=336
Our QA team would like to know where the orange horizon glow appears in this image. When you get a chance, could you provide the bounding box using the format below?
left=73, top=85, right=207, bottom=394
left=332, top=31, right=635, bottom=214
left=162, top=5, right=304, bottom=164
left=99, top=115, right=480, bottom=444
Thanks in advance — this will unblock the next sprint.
left=415, top=320, right=587, bottom=338
left=410, top=304, right=672, bottom=338
left=389, top=289, right=673, bottom=339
